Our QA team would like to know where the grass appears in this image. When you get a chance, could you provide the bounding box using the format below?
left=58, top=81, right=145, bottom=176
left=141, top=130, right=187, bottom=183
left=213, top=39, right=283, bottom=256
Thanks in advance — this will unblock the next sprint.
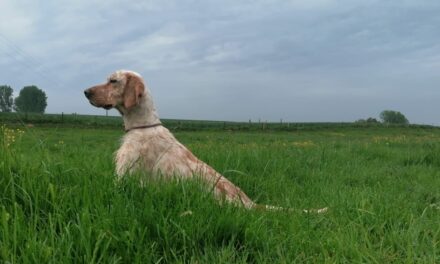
left=3, top=111, right=435, bottom=132
left=0, top=123, right=439, bottom=263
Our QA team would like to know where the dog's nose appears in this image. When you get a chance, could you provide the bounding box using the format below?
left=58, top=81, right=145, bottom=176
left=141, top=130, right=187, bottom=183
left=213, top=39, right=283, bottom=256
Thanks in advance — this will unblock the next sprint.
left=84, top=89, right=93, bottom=99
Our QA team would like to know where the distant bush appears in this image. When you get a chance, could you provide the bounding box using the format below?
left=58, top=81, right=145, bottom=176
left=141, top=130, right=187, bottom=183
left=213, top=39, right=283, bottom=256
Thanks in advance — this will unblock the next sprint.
left=0, top=85, right=14, bottom=112
left=355, top=117, right=380, bottom=124
left=14, top=85, right=47, bottom=114
left=380, top=110, right=409, bottom=125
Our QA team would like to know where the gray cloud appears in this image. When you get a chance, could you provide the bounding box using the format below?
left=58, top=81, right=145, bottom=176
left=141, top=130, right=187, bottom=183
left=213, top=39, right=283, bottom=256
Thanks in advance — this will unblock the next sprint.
left=1, top=0, right=440, bottom=124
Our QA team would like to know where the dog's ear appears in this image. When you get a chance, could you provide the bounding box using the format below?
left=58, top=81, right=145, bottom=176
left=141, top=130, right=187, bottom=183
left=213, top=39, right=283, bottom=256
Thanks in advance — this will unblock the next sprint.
left=123, top=74, right=145, bottom=109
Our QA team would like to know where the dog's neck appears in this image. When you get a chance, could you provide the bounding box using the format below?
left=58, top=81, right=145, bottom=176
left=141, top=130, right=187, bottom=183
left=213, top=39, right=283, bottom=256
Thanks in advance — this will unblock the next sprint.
left=120, top=91, right=161, bottom=131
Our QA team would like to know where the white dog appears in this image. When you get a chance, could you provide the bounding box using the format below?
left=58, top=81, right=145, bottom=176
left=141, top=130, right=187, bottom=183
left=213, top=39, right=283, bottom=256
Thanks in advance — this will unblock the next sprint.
left=84, top=70, right=327, bottom=213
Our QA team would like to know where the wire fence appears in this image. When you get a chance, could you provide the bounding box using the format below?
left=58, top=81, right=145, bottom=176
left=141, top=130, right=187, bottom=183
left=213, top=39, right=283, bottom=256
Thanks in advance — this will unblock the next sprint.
left=0, top=112, right=437, bottom=132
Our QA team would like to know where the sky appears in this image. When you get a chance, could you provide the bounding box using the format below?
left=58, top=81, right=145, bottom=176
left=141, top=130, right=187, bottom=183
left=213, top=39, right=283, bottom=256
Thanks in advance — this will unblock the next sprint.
left=1, top=0, right=440, bottom=124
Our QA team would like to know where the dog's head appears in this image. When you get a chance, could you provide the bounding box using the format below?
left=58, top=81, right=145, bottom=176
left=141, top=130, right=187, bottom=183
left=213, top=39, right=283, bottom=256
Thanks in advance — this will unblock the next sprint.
left=84, top=70, right=145, bottom=112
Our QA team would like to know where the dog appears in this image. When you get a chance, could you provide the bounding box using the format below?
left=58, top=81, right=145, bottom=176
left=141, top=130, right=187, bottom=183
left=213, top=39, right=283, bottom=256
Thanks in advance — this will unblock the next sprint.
left=84, top=70, right=327, bottom=213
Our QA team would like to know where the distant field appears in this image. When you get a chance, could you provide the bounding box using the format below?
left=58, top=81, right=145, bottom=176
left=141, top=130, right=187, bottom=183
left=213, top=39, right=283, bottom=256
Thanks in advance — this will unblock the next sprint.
left=1, top=120, right=440, bottom=262
left=2, top=111, right=433, bottom=131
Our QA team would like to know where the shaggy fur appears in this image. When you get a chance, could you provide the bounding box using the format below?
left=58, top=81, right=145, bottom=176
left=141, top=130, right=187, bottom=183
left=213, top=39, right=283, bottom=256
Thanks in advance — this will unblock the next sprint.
left=84, top=70, right=327, bottom=212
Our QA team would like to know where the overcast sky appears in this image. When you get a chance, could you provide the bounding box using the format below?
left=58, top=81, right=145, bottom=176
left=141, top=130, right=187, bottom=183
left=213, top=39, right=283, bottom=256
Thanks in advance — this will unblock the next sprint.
left=1, top=0, right=439, bottom=124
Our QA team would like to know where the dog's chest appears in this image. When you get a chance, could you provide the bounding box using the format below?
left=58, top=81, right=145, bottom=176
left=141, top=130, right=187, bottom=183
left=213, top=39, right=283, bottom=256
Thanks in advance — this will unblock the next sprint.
left=115, top=130, right=178, bottom=175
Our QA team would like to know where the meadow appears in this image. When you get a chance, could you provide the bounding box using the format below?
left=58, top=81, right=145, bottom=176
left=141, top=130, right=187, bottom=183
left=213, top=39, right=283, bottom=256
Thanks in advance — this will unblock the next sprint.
left=0, top=119, right=440, bottom=263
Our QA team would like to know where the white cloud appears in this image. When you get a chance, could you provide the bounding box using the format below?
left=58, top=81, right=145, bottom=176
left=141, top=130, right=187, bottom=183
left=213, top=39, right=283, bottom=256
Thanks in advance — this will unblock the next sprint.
left=1, top=0, right=440, bottom=124
left=109, top=23, right=193, bottom=70
left=0, top=1, right=39, bottom=40
left=204, top=42, right=242, bottom=63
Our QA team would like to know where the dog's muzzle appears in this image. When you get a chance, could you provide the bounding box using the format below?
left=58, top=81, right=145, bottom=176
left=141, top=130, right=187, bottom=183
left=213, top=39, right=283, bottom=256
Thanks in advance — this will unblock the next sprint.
left=84, top=89, right=93, bottom=99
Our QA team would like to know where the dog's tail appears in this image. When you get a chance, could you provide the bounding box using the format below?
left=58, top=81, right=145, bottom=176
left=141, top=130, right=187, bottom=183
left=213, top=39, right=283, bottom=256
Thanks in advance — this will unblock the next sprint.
left=253, top=203, right=328, bottom=213
left=212, top=174, right=328, bottom=214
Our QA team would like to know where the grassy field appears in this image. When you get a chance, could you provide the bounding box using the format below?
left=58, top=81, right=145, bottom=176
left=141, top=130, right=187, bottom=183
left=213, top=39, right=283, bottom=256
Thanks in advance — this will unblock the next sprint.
left=1, top=122, right=440, bottom=262
left=2, top=111, right=428, bottom=131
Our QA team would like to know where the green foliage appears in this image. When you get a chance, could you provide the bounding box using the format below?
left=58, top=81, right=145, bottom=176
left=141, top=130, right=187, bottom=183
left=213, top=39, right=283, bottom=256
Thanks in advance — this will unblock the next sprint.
left=366, top=117, right=379, bottom=123
left=0, top=125, right=440, bottom=262
left=355, top=117, right=380, bottom=124
left=0, top=85, right=14, bottom=112
left=1, top=111, right=428, bottom=132
left=14, top=85, right=47, bottom=114
left=380, top=110, right=409, bottom=125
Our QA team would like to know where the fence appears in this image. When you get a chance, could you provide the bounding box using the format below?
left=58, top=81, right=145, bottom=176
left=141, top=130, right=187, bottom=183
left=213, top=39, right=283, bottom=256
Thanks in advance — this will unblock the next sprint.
left=0, top=112, right=436, bottom=132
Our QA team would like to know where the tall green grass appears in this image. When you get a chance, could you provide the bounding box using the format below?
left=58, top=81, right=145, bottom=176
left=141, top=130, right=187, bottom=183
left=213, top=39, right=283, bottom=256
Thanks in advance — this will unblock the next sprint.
left=0, top=125, right=439, bottom=262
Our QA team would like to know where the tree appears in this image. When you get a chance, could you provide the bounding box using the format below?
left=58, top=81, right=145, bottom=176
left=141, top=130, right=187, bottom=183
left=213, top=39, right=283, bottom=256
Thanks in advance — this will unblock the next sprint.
left=366, top=117, right=379, bottom=123
left=0, top=85, right=14, bottom=112
left=14, top=85, right=47, bottom=113
left=355, top=117, right=380, bottom=124
left=380, top=110, right=409, bottom=125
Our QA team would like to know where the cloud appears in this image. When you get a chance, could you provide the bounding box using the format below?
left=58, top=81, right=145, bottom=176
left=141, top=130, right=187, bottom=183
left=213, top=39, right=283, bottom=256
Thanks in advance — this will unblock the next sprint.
left=0, top=1, right=39, bottom=40
left=109, top=23, right=193, bottom=70
left=1, top=0, right=440, bottom=124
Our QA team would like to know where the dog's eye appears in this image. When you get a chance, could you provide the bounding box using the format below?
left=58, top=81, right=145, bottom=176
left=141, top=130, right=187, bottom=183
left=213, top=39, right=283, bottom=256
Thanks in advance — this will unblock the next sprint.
left=109, top=79, right=118, bottom=83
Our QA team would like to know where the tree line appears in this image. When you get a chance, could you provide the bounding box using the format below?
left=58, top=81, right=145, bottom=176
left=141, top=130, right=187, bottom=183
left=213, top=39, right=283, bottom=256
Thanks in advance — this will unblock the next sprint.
left=0, top=84, right=410, bottom=125
left=356, top=110, right=409, bottom=125
left=0, top=85, right=47, bottom=113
